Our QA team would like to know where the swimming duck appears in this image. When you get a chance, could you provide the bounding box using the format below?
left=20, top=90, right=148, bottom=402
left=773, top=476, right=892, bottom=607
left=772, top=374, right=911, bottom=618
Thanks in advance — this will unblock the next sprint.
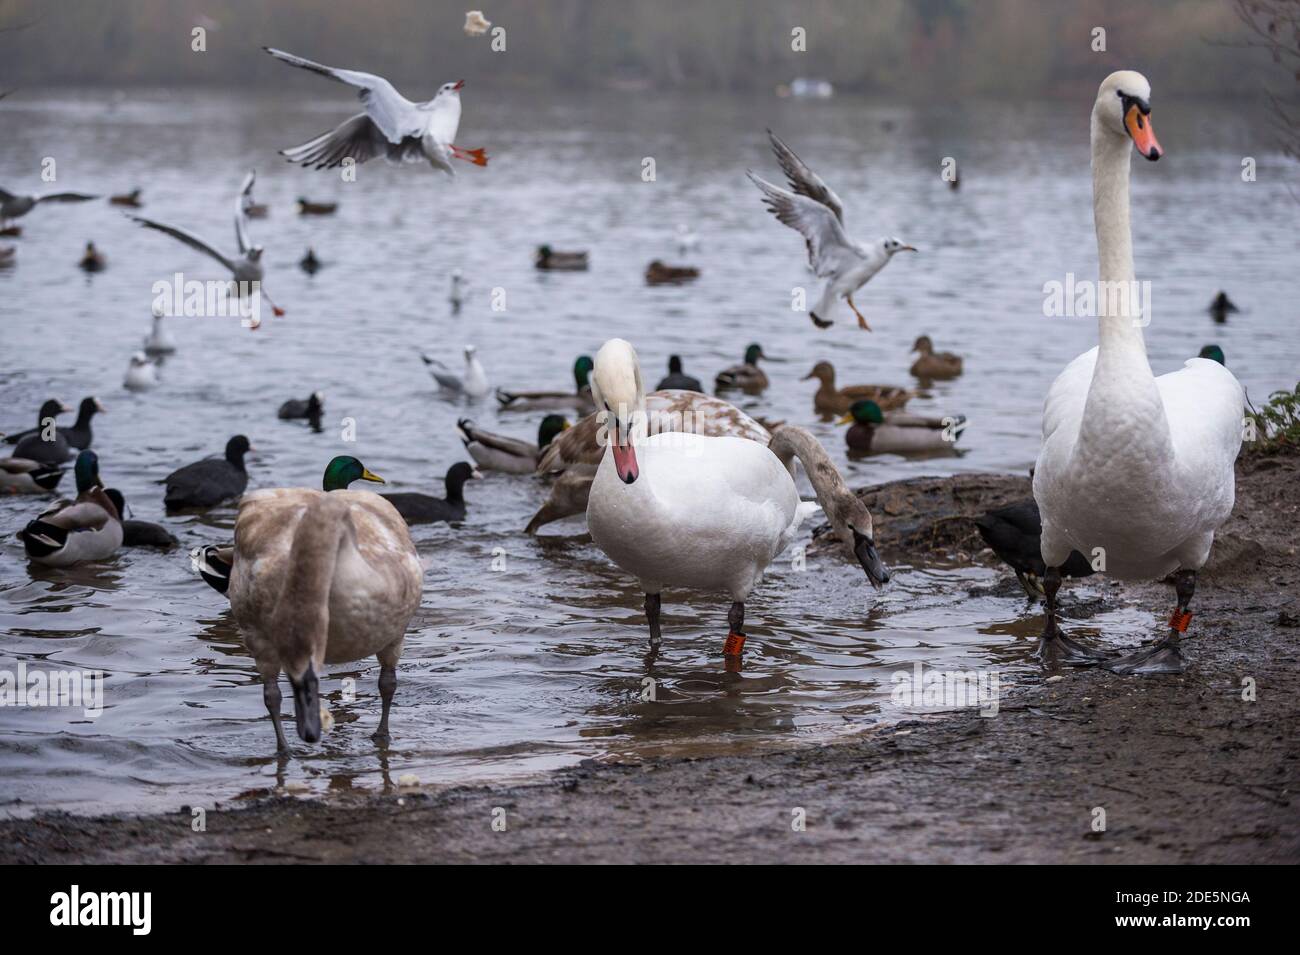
left=0, top=245, right=14, bottom=266
left=422, top=346, right=490, bottom=399
left=19, top=450, right=123, bottom=565
left=78, top=241, right=106, bottom=272
left=60, top=397, right=105, bottom=451
left=109, top=188, right=143, bottom=207
left=1034, top=71, right=1244, bottom=674
left=458, top=415, right=569, bottom=474
left=5, top=399, right=71, bottom=449
left=714, top=344, right=770, bottom=394
left=11, top=399, right=75, bottom=465
left=278, top=391, right=324, bottom=429
left=1199, top=344, right=1225, bottom=365
left=297, top=197, right=337, bottom=215
left=496, top=355, right=595, bottom=412
left=143, top=307, right=177, bottom=355
left=804, top=361, right=914, bottom=416
left=123, top=352, right=159, bottom=391
left=382, top=462, right=481, bottom=525
left=839, top=400, right=965, bottom=455
left=584, top=339, right=887, bottom=659
left=975, top=499, right=1095, bottom=600
left=909, top=335, right=963, bottom=380
left=535, top=245, right=588, bottom=271
left=163, top=435, right=252, bottom=512
left=527, top=389, right=774, bottom=533
left=103, top=488, right=178, bottom=548
left=1208, top=291, right=1238, bottom=323
left=228, top=455, right=421, bottom=751
left=655, top=355, right=703, bottom=392
left=299, top=247, right=322, bottom=274
left=0, top=457, right=65, bottom=494
left=645, top=260, right=699, bottom=285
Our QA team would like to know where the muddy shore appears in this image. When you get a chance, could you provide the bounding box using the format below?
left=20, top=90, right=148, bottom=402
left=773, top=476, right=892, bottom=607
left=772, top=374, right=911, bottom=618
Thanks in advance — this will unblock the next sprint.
left=3, top=454, right=1296, bottom=864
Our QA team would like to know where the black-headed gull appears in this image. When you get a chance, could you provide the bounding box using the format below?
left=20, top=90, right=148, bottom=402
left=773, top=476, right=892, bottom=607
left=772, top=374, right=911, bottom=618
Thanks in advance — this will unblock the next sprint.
left=748, top=130, right=915, bottom=330
left=421, top=346, right=489, bottom=398
left=130, top=170, right=284, bottom=319
left=0, top=187, right=97, bottom=229
left=263, top=47, right=488, bottom=175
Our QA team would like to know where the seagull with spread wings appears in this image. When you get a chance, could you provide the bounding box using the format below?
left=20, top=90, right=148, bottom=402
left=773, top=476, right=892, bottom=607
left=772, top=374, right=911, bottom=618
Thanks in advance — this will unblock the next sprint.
left=748, top=130, right=915, bottom=330
left=263, top=46, right=487, bottom=175
left=0, top=187, right=97, bottom=231
left=130, top=170, right=284, bottom=322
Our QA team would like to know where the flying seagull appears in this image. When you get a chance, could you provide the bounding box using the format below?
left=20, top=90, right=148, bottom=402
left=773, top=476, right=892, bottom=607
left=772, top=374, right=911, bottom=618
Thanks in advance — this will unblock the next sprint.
left=130, top=170, right=284, bottom=322
left=263, top=46, right=487, bottom=175
left=1, top=187, right=98, bottom=229
left=748, top=130, right=915, bottom=330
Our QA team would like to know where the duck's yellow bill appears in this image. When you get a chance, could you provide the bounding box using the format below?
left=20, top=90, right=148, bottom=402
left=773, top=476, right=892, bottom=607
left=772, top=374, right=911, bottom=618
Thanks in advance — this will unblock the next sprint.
left=836, top=413, right=854, bottom=425
left=361, top=469, right=386, bottom=484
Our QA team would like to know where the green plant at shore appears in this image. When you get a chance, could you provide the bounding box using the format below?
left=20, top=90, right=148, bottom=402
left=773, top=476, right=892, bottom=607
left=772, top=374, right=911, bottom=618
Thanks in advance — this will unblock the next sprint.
left=1245, top=383, right=1300, bottom=454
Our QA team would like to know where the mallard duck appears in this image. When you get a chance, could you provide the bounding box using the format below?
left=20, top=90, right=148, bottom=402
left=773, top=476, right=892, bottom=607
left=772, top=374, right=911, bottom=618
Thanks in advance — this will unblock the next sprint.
left=909, top=335, right=963, bottom=380
left=714, top=344, right=770, bottom=393
left=535, top=245, right=588, bottom=271
left=1034, top=71, right=1244, bottom=674
left=11, top=399, right=75, bottom=465
left=839, top=400, right=965, bottom=455
left=5, top=398, right=72, bottom=449
left=803, top=361, right=914, bottom=416
left=299, top=247, right=322, bottom=274
left=109, top=188, right=143, bottom=207
left=19, top=450, right=122, bottom=565
left=458, top=415, right=569, bottom=474
left=144, top=307, right=177, bottom=355
left=496, top=355, right=594, bottom=412
left=1208, top=291, right=1238, bottom=322
left=655, top=355, right=703, bottom=392
left=78, top=241, right=106, bottom=272
left=123, top=352, right=159, bottom=391
left=297, top=197, right=337, bottom=215
left=422, top=346, right=489, bottom=399
left=278, top=391, right=324, bottom=428
left=103, top=488, right=178, bottom=548
left=1199, top=344, right=1225, bottom=365
left=644, top=260, right=699, bottom=285
left=382, top=462, right=481, bottom=525
left=584, top=339, right=887, bottom=659
left=526, top=389, right=773, bottom=533
left=163, top=435, right=252, bottom=512
left=975, top=499, right=1094, bottom=600
left=0, top=245, right=14, bottom=266
left=0, top=457, right=64, bottom=494
left=228, top=455, right=421, bottom=751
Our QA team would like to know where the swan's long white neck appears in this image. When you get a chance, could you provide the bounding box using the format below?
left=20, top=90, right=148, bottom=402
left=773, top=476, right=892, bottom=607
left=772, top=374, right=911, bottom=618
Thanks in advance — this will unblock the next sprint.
left=1077, top=106, right=1170, bottom=458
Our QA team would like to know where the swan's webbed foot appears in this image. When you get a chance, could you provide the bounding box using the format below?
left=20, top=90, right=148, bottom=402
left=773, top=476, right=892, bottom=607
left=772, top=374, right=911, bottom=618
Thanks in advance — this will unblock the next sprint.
left=723, top=601, right=747, bottom=671
left=1035, top=565, right=1106, bottom=666
left=1105, top=636, right=1185, bottom=675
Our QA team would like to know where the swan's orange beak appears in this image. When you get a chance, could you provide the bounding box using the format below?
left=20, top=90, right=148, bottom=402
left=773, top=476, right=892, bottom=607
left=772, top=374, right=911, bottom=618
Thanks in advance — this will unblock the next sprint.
left=1125, top=105, right=1162, bottom=161
left=611, top=442, right=638, bottom=484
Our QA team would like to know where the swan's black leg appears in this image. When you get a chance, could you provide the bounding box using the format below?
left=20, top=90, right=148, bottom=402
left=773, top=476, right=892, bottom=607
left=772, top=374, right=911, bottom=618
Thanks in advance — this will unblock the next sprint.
left=645, top=593, right=662, bottom=649
left=1107, top=570, right=1193, bottom=675
left=264, top=676, right=290, bottom=756
left=373, top=663, right=397, bottom=744
left=1035, top=566, right=1107, bottom=665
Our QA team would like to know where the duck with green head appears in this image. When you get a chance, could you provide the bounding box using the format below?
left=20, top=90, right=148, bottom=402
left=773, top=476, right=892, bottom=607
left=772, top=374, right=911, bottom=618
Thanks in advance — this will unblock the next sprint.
left=839, top=399, right=965, bottom=455
left=457, top=413, right=570, bottom=474
left=496, top=355, right=595, bottom=413
left=715, top=343, right=770, bottom=393
left=534, top=245, right=589, bottom=271
left=19, top=449, right=123, bottom=565
left=323, top=455, right=386, bottom=491
left=1198, top=344, right=1225, bottom=366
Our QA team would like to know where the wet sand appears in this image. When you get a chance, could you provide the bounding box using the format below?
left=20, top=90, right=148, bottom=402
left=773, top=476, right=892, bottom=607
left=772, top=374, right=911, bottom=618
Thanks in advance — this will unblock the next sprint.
left=3, top=453, right=1296, bottom=864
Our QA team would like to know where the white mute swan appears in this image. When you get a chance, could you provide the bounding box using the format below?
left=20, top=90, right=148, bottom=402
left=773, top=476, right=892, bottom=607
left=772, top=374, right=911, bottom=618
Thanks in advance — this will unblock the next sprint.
left=585, top=338, right=888, bottom=662
left=1033, top=71, right=1245, bottom=674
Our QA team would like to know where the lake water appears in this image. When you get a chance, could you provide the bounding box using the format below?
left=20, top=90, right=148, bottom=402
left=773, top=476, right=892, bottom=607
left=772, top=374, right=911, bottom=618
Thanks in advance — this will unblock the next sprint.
left=1, top=87, right=1296, bottom=813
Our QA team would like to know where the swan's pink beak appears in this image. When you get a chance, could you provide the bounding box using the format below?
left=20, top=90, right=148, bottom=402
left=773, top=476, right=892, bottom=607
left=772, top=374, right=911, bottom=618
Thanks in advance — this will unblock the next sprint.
left=611, top=442, right=638, bottom=484
left=1125, top=105, right=1162, bottom=161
